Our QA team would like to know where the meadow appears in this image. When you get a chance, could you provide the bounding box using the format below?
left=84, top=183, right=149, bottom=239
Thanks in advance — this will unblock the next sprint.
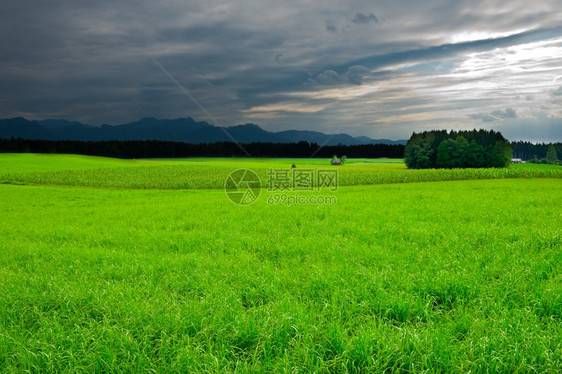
left=0, top=154, right=560, bottom=373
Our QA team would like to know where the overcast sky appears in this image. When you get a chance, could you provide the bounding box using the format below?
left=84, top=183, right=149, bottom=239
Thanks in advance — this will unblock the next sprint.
left=2, top=0, right=562, bottom=141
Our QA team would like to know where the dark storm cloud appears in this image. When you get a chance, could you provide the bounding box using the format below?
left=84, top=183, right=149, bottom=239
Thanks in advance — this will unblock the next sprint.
left=1, top=0, right=562, bottom=141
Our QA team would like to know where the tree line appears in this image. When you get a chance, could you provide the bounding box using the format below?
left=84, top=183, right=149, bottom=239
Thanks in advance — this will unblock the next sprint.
left=0, top=138, right=405, bottom=159
left=511, top=141, right=562, bottom=162
left=404, top=129, right=513, bottom=169
left=2, top=136, right=559, bottom=164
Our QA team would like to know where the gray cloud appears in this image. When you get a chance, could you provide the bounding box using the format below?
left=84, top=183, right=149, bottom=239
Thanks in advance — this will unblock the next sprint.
left=311, top=65, right=371, bottom=86
left=345, top=65, right=371, bottom=85
left=553, top=86, right=562, bottom=96
left=351, top=12, right=379, bottom=24
left=315, top=70, right=345, bottom=85
left=491, top=108, right=517, bottom=119
left=325, top=20, right=337, bottom=34
left=469, top=113, right=497, bottom=122
left=470, top=108, right=517, bottom=122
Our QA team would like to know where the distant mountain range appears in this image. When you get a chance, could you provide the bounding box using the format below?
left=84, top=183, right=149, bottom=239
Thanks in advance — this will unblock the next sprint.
left=0, top=117, right=407, bottom=146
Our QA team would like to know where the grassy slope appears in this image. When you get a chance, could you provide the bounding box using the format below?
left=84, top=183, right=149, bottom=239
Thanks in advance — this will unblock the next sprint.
left=0, top=176, right=561, bottom=372
left=0, top=153, right=154, bottom=173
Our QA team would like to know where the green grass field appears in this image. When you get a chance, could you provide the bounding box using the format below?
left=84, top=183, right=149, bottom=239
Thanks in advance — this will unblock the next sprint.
left=0, top=154, right=560, bottom=372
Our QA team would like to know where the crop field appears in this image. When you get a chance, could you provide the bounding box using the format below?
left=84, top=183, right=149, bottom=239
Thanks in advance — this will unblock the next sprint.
left=1, top=154, right=560, bottom=190
left=0, top=154, right=561, bottom=373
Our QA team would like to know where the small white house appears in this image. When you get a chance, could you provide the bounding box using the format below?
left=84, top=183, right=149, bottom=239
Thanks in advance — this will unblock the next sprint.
left=511, top=158, right=526, bottom=164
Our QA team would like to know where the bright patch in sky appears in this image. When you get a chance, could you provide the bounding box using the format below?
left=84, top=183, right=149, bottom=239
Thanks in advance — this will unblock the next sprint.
left=417, top=37, right=562, bottom=115
left=447, top=29, right=529, bottom=44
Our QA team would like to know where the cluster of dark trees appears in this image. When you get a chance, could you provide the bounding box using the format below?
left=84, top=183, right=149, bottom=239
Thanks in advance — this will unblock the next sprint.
left=511, top=141, right=562, bottom=162
left=0, top=138, right=405, bottom=159
left=404, top=129, right=512, bottom=169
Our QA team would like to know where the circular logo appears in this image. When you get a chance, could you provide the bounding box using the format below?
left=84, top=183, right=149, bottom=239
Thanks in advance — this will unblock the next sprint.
left=224, top=169, right=261, bottom=205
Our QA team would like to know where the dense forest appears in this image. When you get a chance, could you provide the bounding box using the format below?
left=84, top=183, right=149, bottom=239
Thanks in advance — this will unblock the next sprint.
left=404, top=129, right=513, bottom=169
left=0, top=138, right=405, bottom=159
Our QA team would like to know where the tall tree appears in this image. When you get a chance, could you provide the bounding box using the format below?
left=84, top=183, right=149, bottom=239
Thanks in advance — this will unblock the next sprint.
left=546, top=144, right=559, bottom=164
